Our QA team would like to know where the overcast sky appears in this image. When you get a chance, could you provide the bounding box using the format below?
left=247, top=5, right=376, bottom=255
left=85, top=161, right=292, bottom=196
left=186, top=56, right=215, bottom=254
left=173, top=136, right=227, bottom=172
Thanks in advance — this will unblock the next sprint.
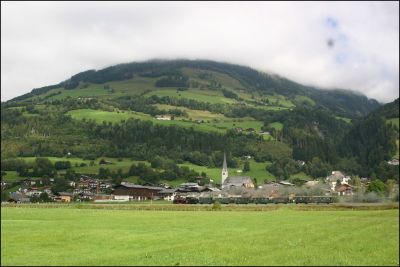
left=1, top=1, right=399, bottom=103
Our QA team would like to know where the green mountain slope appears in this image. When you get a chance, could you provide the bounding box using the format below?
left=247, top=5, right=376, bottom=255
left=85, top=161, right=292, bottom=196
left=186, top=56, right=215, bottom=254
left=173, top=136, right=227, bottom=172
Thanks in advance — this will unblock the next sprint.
left=2, top=59, right=397, bottom=186
left=8, top=59, right=380, bottom=118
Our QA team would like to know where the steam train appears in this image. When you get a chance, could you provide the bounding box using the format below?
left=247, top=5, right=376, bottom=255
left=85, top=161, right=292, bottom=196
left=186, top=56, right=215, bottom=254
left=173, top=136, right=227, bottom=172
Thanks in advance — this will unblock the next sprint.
left=173, top=195, right=334, bottom=204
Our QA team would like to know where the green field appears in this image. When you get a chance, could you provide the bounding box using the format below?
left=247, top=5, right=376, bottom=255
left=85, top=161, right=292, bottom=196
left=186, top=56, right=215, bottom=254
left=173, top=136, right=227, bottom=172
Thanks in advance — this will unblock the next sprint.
left=1, top=171, right=23, bottom=182
left=67, top=108, right=265, bottom=134
left=1, top=207, right=398, bottom=266
left=268, top=122, right=284, bottom=131
left=387, top=117, right=399, bottom=129
left=179, top=160, right=275, bottom=184
left=335, top=116, right=352, bottom=124
left=145, top=88, right=237, bottom=104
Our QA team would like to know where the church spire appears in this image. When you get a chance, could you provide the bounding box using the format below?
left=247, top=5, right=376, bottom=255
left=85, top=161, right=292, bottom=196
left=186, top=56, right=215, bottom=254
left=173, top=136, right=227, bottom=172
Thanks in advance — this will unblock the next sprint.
left=221, top=152, right=228, bottom=186
left=223, top=152, right=227, bottom=170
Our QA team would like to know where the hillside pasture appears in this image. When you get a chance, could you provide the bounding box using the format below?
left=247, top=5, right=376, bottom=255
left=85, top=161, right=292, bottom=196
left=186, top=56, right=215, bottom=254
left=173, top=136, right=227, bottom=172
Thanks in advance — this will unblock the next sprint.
left=66, top=108, right=266, bottom=134
left=267, top=122, right=284, bottom=131
left=1, top=207, right=398, bottom=266
left=181, top=67, right=246, bottom=91
left=145, top=88, right=237, bottom=104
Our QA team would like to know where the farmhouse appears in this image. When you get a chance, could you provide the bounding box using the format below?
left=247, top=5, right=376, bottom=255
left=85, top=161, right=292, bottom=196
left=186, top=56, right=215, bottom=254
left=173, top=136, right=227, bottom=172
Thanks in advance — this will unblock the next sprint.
left=155, top=115, right=172, bottom=121
left=326, top=171, right=351, bottom=191
left=337, top=184, right=354, bottom=196
left=158, top=188, right=177, bottom=201
left=113, top=182, right=164, bottom=201
left=54, top=192, right=73, bottom=202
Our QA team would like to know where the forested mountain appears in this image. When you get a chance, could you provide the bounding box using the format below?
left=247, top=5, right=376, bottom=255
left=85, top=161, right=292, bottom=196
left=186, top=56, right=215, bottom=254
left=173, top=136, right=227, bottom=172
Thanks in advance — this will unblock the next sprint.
left=1, top=59, right=397, bottom=185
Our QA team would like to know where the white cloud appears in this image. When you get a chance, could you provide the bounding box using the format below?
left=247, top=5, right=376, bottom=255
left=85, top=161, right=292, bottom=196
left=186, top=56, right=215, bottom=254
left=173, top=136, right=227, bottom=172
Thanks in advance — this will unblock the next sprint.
left=1, top=1, right=398, bottom=102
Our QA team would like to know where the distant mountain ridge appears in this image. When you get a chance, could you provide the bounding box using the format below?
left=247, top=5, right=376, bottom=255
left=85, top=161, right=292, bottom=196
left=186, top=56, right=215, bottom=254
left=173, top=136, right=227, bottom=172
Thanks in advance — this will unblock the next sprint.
left=8, top=59, right=380, bottom=118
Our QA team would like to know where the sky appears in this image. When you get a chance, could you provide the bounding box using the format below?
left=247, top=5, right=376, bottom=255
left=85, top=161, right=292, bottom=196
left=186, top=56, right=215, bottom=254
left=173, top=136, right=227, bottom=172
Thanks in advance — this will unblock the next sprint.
left=1, top=1, right=399, bottom=103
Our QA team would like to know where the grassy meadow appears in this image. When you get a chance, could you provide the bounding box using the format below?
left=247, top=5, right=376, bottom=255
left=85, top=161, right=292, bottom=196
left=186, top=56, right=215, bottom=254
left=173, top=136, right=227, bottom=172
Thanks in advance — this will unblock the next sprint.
left=1, top=206, right=398, bottom=266
left=66, top=108, right=267, bottom=135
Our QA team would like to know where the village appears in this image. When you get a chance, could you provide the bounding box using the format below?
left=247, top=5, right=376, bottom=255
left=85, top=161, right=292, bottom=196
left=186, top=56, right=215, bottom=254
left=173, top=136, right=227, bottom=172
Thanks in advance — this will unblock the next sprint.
left=2, top=154, right=398, bottom=205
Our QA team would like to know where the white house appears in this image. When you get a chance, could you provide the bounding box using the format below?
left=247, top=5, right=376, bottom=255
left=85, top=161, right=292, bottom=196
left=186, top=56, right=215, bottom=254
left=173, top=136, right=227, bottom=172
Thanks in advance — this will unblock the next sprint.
left=155, top=115, right=172, bottom=121
left=326, top=171, right=351, bottom=191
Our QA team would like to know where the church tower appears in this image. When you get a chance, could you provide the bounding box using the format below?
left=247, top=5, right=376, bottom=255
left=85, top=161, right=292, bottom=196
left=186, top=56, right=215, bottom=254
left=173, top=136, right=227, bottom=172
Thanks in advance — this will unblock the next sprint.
left=221, top=152, right=228, bottom=185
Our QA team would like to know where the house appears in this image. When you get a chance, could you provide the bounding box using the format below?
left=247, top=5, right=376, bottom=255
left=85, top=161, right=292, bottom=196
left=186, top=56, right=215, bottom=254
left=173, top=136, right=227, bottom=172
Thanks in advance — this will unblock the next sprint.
left=158, top=188, right=177, bottom=201
left=278, top=181, right=295, bottom=186
left=1, top=180, right=8, bottom=189
left=8, top=192, right=30, bottom=203
left=113, top=195, right=130, bottom=201
left=245, top=128, right=255, bottom=133
left=155, top=115, right=172, bottom=121
left=21, top=178, right=37, bottom=186
left=24, top=187, right=42, bottom=197
left=296, top=160, right=305, bottom=167
left=176, top=183, right=206, bottom=193
left=337, top=184, right=353, bottom=196
left=387, top=158, right=399, bottom=166
left=222, top=176, right=255, bottom=189
left=304, top=180, right=319, bottom=187
left=259, top=131, right=270, bottom=135
left=93, top=194, right=113, bottom=202
left=326, top=171, right=351, bottom=191
left=54, top=192, right=73, bottom=202
left=76, top=192, right=94, bottom=201
left=258, top=182, right=281, bottom=194
left=99, top=159, right=113, bottom=165
left=113, top=182, right=164, bottom=201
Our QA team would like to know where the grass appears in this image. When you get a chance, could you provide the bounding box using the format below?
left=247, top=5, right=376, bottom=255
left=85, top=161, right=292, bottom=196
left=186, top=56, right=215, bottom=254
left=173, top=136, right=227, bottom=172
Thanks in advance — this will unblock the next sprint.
left=181, top=67, right=245, bottom=91
left=387, top=117, right=399, bottom=129
left=154, top=104, right=226, bottom=121
left=268, top=122, right=284, bottom=131
left=12, top=156, right=149, bottom=175
left=1, top=207, right=398, bottom=266
left=67, top=108, right=266, bottom=134
left=145, top=88, right=237, bottom=104
left=293, top=95, right=316, bottom=107
left=2, top=171, right=23, bottom=182
left=67, top=109, right=148, bottom=124
left=335, top=116, right=352, bottom=123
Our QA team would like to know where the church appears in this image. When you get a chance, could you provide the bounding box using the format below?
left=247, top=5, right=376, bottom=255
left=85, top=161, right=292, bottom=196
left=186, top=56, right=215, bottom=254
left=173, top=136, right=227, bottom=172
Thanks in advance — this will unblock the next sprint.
left=221, top=153, right=255, bottom=190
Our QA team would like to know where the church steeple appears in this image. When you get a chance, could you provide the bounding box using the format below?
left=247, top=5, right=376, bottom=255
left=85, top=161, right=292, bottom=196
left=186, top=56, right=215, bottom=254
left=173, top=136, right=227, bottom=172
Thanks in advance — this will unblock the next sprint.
left=221, top=152, right=228, bottom=185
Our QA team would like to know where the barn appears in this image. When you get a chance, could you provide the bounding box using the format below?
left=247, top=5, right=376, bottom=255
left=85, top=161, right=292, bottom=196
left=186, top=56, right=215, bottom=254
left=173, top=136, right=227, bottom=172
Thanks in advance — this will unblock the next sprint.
left=113, top=182, right=164, bottom=201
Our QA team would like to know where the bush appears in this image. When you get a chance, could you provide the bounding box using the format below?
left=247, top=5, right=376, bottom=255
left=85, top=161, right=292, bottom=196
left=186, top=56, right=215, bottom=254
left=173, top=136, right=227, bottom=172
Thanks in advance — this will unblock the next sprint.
left=212, top=201, right=221, bottom=210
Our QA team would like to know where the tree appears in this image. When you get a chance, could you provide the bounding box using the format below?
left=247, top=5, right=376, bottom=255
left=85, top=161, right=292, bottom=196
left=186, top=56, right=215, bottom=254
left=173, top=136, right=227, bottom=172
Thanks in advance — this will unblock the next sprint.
left=243, top=161, right=250, bottom=172
left=51, top=178, right=70, bottom=194
left=33, top=158, right=55, bottom=177
left=38, top=192, right=52, bottom=202
left=366, top=180, right=386, bottom=196
left=305, top=157, right=331, bottom=178
left=385, top=179, right=397, bottom=197
left=54, top=161, right=71, bottom=170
